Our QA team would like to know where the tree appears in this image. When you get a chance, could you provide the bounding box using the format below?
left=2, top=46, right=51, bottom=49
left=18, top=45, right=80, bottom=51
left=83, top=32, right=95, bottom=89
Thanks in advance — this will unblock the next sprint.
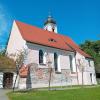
left=46, top=52, right=53, bottom=90
left=0, top=50, right=16, bottom=72
left=80, top=40, right=100, bottom=73
left=13, top=49, right=28, bottom=91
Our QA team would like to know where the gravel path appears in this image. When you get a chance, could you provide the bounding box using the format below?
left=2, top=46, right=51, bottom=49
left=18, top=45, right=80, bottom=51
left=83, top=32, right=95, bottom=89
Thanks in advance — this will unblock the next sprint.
left=0, top=89, right=11, bottom=100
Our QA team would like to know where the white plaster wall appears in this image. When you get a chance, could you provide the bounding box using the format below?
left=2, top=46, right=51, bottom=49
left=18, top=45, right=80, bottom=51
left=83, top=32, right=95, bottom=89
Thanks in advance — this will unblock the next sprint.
left=12, top=73, right=19, bottom=88
left=60, top=54, right=70, bottom=70
left=83, top=72, right=96, bottom=85
left=26, top=43, right=73, bottom=70
left=67, top=53, right=76, bottom=72
left=18, top=78, right=27, bottom=89
left=75, top=52, right=97, bottom=85
left=71, top=76, right=78, bottom=85
left=91, top=60, right=95, bottom=67
left=6, top=21, right=26, bottom=60
left=44, top=23, right=57, bottom=33
left=84, top=58, right=97, bottom=84
left=0, top=72, right=3, bottom=88
left=77, top=72, right=97, bottom=85
left=92, top=73, right=97, bottom=85
left=18, top=43, right=97, bottom=89
left=17, top=42, right=78, bottom=89
left=85, top=58, right=94, bottom=67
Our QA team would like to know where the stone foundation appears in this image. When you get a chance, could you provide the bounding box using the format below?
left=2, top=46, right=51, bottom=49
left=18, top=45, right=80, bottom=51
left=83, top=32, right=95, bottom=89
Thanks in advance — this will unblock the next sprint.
left=19, top=65, right=78, bottom=89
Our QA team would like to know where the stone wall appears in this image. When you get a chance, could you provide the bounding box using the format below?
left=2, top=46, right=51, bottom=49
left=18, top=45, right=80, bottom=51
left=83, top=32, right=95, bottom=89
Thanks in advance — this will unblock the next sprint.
left=26, top=42, right=74, bottom=70
left=19, top=64, right=78, bottom=89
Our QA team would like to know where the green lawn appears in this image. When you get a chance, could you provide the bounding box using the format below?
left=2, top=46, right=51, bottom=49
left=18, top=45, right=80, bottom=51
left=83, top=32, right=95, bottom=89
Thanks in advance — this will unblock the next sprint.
left=8, top=86, right=100, bottom=100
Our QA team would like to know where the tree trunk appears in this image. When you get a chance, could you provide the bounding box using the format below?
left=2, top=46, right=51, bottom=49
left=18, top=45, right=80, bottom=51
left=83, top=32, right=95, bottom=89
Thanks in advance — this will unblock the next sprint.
left=82, top=69, right=84, bottom=87
left=48, top=68, right=52, bottom=90
left=76, top=65, right=79, bottom=85
left=13, top=73, right=18, bottom=92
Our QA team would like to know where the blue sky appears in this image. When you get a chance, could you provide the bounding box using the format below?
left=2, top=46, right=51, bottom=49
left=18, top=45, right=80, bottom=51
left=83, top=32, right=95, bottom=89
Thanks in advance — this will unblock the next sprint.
left=0, top=0, right=100, bottom=48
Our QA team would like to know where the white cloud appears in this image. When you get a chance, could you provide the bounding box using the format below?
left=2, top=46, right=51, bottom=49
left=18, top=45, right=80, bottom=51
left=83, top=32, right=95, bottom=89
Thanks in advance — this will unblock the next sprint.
left=0, top=5, right=11, bottom=34
left=0, top=5, right=12, bottom=45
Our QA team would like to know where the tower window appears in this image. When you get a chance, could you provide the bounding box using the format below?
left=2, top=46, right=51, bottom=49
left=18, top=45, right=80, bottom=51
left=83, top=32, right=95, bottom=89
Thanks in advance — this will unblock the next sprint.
left=52, top=28, right=55, bottom=32
left=39, top=50, right=44, bottom=64
left=54, top=53, right=58, bottom=71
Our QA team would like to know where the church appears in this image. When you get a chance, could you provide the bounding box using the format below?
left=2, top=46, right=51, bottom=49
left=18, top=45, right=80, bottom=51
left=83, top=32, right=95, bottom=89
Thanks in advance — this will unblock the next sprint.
left=2, top=15, right=97, bottom=89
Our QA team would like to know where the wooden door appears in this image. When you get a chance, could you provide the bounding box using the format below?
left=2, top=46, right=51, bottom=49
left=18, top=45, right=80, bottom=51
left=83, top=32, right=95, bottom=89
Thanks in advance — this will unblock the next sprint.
left=3, top=73, right=13, bottom=88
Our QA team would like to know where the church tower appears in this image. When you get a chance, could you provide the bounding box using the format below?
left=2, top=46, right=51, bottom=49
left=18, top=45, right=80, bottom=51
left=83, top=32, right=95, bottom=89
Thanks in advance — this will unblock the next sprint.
left=44, top=15, right=57, bottom=33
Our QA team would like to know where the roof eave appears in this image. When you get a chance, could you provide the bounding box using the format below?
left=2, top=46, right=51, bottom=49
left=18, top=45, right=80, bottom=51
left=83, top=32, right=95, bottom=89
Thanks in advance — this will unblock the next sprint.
left=26, top=41, right=75, bottom=52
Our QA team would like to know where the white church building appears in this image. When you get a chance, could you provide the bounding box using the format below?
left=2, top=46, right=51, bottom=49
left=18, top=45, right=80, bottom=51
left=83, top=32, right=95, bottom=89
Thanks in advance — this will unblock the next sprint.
left=0, top=16, right=97, bottom=89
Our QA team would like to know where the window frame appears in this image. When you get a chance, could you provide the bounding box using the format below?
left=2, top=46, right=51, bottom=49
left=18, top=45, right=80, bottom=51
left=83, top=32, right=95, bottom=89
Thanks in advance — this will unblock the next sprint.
left=39, top=50, right=47, bottom=65
left=86, top=58, right=92, bottom=67
left=39, top=50, right=44, bottom=64
left=54, top=53, right=58, bottom=72
left=88, top=59, right=91, bottom=67
left=69, top=55, right=73, bottom=72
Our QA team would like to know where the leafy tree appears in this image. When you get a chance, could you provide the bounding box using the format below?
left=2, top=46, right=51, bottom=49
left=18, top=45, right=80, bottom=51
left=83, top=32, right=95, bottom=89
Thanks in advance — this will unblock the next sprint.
left=80, top=40, right=100, bottom=73
left=0, top=50, right=16, bottom=71
left=13, top=49, right=27, bottom=91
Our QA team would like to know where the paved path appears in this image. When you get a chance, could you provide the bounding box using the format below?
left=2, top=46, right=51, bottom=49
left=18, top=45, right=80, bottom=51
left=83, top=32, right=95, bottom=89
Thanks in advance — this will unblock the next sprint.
left=0, top=89, right=11, bottom=100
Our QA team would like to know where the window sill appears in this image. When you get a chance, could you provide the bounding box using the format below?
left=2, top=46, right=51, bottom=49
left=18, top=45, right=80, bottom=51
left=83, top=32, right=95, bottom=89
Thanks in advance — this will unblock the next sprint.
left=71, top=72, right=77, bottom=74
left=55, top=71, right=62, bottom=74
left=89, top=66, right=92, bottom=67
left=39, top=63, right=46, bottom=66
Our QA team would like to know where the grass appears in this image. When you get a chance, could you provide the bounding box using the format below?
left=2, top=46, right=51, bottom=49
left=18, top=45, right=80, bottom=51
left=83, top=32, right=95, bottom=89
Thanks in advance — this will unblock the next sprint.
left=8, top=86, right=100, bottom=100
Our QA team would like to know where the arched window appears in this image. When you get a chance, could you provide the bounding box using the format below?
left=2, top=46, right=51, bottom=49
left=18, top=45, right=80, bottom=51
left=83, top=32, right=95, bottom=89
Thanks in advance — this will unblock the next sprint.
left=54, top=53, right=58, bottom=71
left=69, top=55, right=73, bottom=72
left=39, top=50, right=44, bottom=64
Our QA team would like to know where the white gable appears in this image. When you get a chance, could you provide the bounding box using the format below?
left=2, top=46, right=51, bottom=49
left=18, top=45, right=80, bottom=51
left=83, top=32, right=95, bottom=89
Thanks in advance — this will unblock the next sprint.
left=6, top=21, right=26, bottom=59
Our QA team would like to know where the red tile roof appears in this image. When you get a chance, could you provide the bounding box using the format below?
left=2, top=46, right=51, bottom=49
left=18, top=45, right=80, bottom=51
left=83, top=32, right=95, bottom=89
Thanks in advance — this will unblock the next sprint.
left=60, top=35, right=91, bottom=58
left=15, top=20, right=91, bottom=58
left=15, top=21, right=73, bottom=52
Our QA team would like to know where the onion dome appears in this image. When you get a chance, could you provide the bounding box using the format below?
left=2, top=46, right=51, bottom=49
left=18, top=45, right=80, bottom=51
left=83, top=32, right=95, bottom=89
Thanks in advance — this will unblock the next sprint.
left=44, top=15, right=56, bottom=25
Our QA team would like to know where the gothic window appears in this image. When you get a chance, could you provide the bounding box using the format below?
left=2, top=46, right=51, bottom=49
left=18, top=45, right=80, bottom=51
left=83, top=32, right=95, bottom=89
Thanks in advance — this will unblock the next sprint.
left=88, top=60, right=91, bottom=67
left=86, top=58, right=91, bottom=67
left=39, top=50, right=44, bottom=64
left=90, top=73, right=93, bottom=84
left=69, top=55, right=73, bottom=72
left=54, top=53, right=58, bottom=71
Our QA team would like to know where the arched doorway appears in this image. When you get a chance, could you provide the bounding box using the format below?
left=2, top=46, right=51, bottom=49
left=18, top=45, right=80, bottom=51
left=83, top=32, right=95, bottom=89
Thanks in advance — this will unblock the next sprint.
left=3, top=72, right=13, bottom=88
